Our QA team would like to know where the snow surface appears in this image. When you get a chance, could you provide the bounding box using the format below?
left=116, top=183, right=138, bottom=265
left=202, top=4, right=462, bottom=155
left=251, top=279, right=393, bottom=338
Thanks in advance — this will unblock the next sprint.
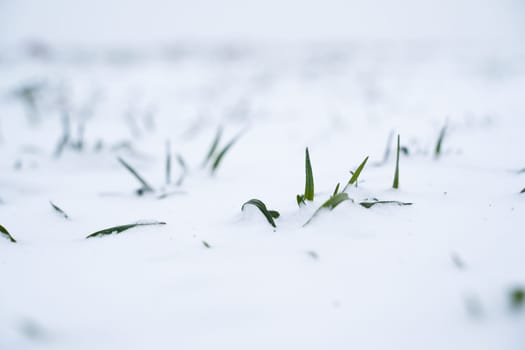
left=1, top=32, right=525, bottom=350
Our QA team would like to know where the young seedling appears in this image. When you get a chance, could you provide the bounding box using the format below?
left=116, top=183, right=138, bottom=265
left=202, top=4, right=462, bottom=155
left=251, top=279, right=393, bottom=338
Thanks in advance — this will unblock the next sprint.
left=297, top=147, right=315, bottom=206
left=50, top=201, right=69, bottom=220
left=343, top=156, right=369, bottom=192
left=241, top=199, right=280, bottom=228
left=211, top=133, right=241, bottom=174
left=85, top=221, right=166, bottom=238
left=202, top=127, right=222, bottom=167
left=358, top=199, right=412, bottom=208
left=434, top=125, right=447, bottom=159
left=117, top=157, right=155, bottom=194
left=392, top=134, right=401, bottom=189
left=303, top=188, right=350, bottom=226
left=0, top=224, right=16, bottom=243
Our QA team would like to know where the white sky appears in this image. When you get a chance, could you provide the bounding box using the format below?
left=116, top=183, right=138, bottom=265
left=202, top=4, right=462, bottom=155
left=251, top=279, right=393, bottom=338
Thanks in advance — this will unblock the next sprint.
left=0, top=0, right=524, bottom=46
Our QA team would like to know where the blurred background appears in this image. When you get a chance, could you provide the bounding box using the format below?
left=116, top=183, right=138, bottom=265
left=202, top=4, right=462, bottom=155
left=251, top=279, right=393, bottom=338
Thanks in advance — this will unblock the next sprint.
left=1, top=0, right=524, bottom=47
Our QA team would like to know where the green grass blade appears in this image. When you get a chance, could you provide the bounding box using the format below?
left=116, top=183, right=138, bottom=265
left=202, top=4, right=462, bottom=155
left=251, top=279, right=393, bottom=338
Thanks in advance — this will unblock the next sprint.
left=332, top=182, right=340, bottom=196
left=359, top=200, right=412, bottom=209
left=50, top=201, right=69, bottom=219
left=304, top=147, right=314, bottom=201
left=304, top=192, right=349, bottom=226
left=434, top=125, right=447, bottom=158
left=0, top=224, right=16, bottom=243
left=296, top=194, right=306, bottom=207
left=85, top=221, right=166, bottom=239
left=241, top=198, right=279, bottom=228
left=393, top=134, right=400, bottom=189
left=175, top=154, right=187, bottom=186
left=165, top=140, right=171, bottom=185
left=211, top=133, right=241, bottom=174
left=202, top=127, right=222, bottom=167
left=343, top=156, right=369, bottom=191
left=117, top=157, right=155, bottom=193
left=520, top=187, right=525, bottom=194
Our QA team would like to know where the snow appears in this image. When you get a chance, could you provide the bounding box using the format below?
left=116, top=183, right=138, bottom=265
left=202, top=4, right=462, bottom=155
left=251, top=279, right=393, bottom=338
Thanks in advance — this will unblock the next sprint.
left=1, top=1, right=525, bottom=349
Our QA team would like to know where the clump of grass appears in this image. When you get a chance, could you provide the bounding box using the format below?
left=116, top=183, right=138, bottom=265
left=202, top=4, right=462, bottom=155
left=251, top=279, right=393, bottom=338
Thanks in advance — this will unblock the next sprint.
left=359, top=199, right=412, bottom=209
left=241, top=199, right=280, bottom=228
left=211, top=134, right=241, bottom=174
left=510, top=287, right=524, bottom=310
left=117, top=157, right=155, bottom=195
left=343, top=156, right=369, bottom=191
left=297, top=147, right=315, bottom=206
left=0, top=224, right=16, bottom=243
left=85, top=221, right=166, bottom=239
left=303, top=184, right=350, bottom=226
left=392, top=134, right=400, bottom=189
left=202, top=127, right=222, bottom=167
left=50, top=201, right=69, bottom=219
left=434, top=124, right=447, bottom=159
left=201, top=127, right=242, bottom=175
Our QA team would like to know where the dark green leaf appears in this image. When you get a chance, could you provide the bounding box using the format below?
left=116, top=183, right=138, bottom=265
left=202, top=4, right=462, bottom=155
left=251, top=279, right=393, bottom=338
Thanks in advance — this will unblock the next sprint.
left=85, top=221, right=166, bottom=239
left=117, top=157, right=155, bottom=193
left=211, top=133, right=241, bottom=174
left=393, top=134, right=400, bottom=189
left=332, top=182, right=340, bottom=196
left=242, top=199, right=279, bottom=228
left=0, top=224, right=16, bottom=243
left=343, top=156, right=369, bottom=191
left=202, top=127, right=222, bottom=167
left=304, top=147, right=315, bottom=201
left=359, top=200, right=412, bottom=209
left=296, top=194, right=306, bottom=207
left=50, top=201, right=69, bottom=220
left=434, top=125, right=447, bottom=158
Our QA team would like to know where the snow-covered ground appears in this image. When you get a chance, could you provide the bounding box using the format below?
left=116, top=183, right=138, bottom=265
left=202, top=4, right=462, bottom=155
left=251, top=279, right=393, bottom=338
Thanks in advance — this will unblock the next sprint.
left=1, top=1, right=525, bottom=349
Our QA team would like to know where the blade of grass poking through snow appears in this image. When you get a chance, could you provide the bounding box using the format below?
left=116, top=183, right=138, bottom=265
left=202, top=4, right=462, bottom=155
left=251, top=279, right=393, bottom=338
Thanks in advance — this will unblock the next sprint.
left=50, top=201, right=69, bottom=219
left=304, top=148, right=314, bottom=200
left=241, top=199, right=280, bottom=228
left=211, top=133, right=241, bottom=174
left=117, top=157, right=154, bottom=193
left=0, top=224, right=16, bottom=243
left=343, top=156, right=369, bottom=192
left=393, top=134, right=400, bottom=189
left=85, top=221, right=166, bottom=239
left=202, top=127, right=222, bottom=167
left=434, top=125, right=447, bottom=158
left=304, top=192, right=349, bottom=226
left=359, top=200, right=413, bottom=208
left=175, top=154, right=187, bottom=186
left=165, top=140, right=171, bottom=185
left=297, top=147, right=315, bottom=206
left=520, top=187, right=525, bottom=194
left=332, top=183, right=340, bottom=196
